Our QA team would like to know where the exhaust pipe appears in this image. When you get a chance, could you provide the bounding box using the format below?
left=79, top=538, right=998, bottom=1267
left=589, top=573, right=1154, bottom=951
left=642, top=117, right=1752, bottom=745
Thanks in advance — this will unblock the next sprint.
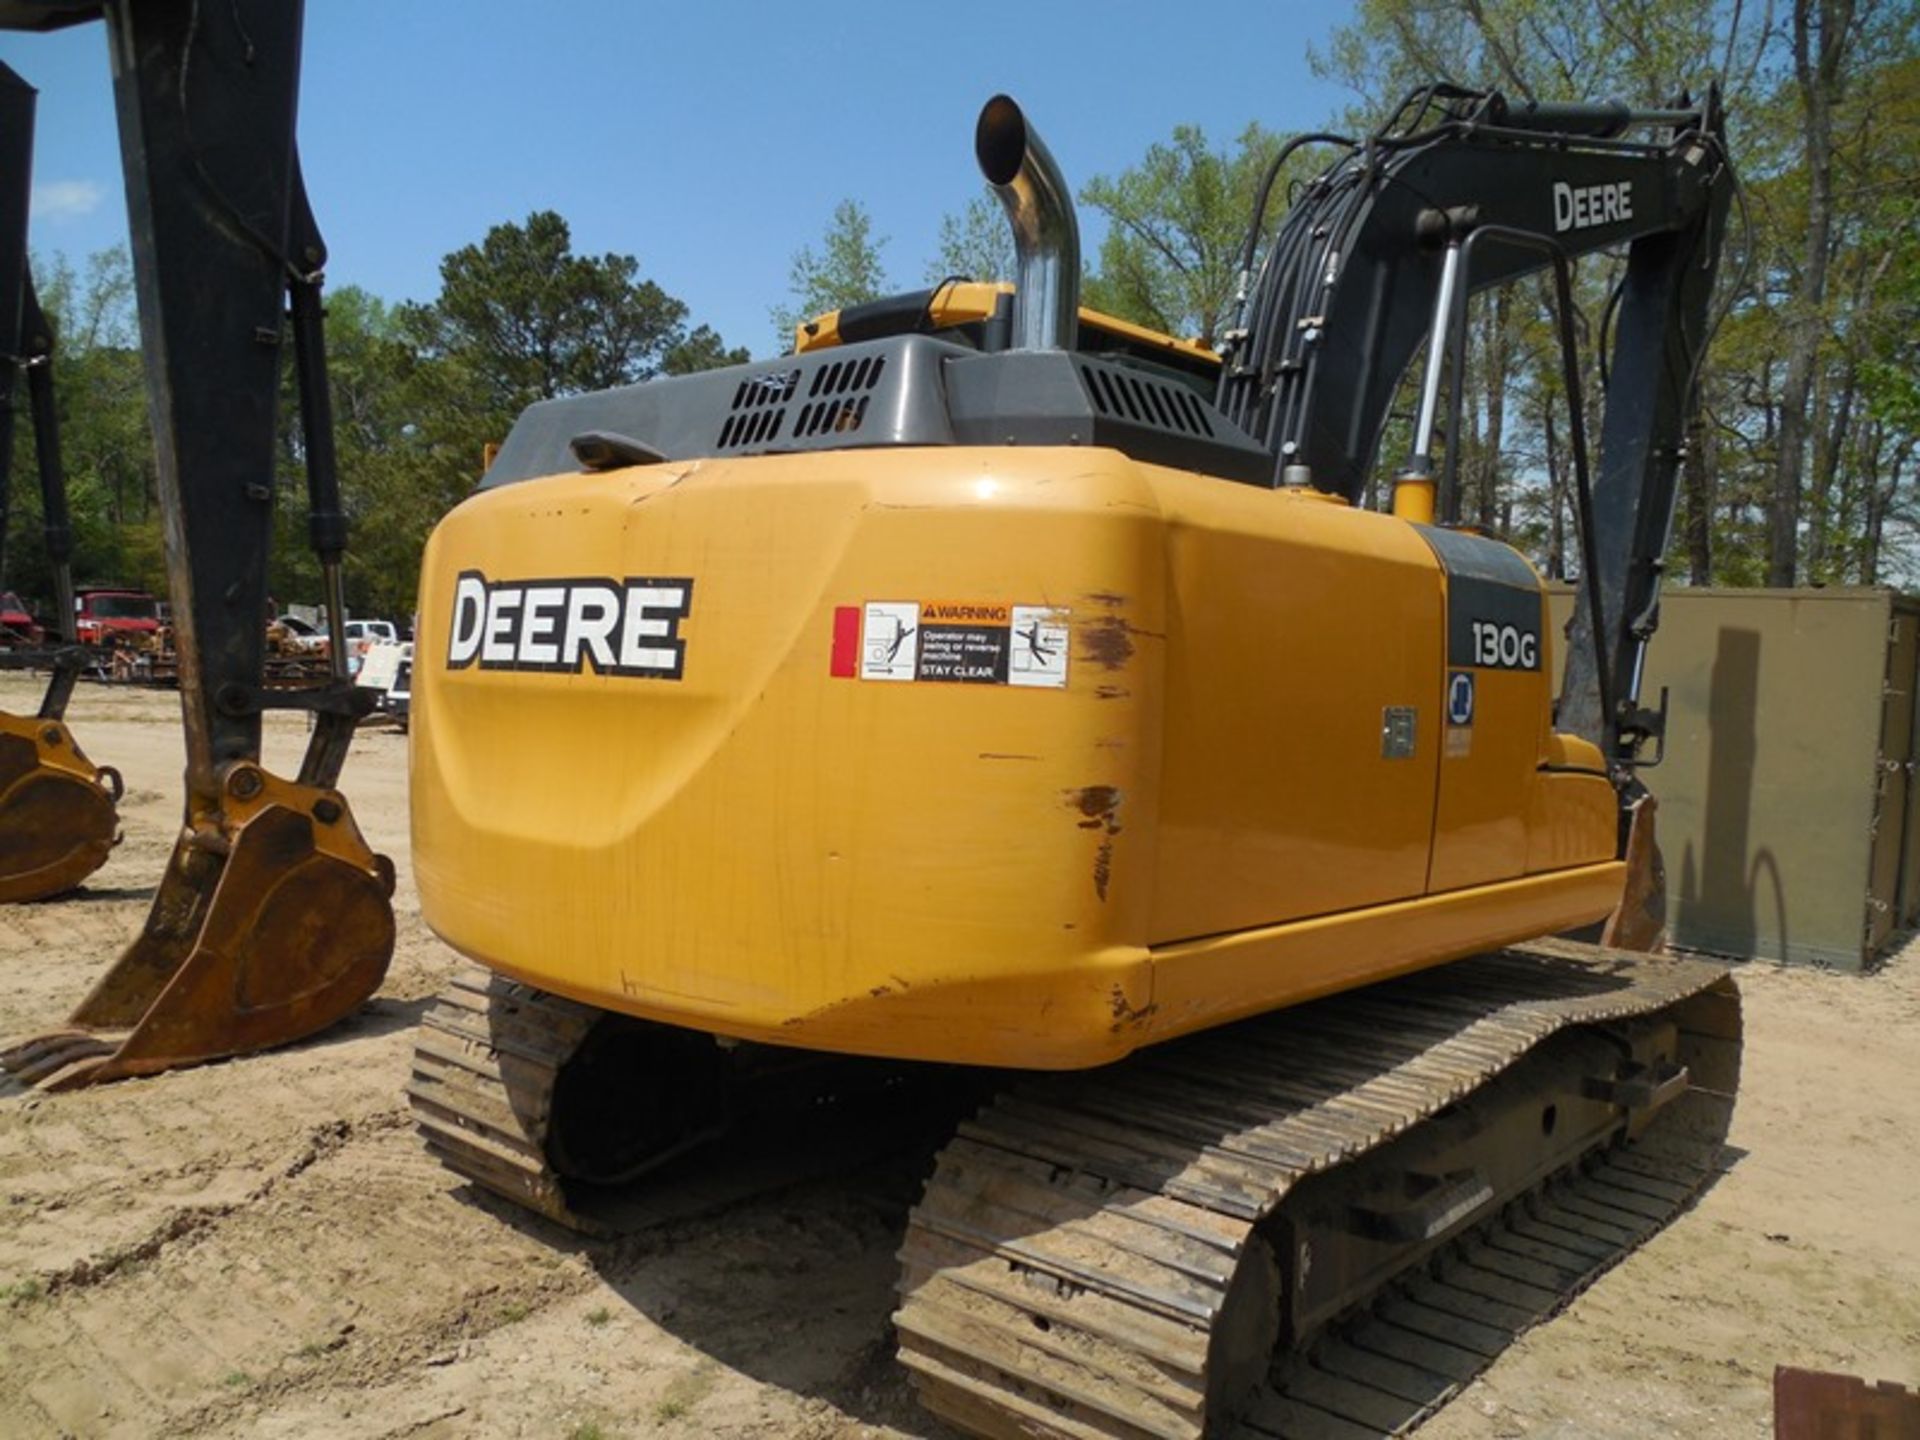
left=975, top=95, right=1080, bottom=351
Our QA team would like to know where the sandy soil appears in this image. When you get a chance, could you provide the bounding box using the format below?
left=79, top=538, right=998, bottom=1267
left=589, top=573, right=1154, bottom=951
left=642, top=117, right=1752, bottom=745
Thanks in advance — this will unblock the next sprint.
left=1, top=674, right=1916, bottom=1439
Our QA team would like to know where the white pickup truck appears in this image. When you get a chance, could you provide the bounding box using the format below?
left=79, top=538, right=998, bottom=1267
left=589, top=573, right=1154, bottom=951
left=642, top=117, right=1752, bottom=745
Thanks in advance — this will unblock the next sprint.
left=354, top=639, right=413, bottom=730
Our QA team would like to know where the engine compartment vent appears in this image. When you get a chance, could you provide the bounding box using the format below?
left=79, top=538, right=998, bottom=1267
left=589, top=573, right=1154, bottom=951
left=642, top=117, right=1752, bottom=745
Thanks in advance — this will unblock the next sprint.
left=1078, top=360, right=1216, bottom=438
left=718, top=368, right=799, bottom=449
left=714, top=355, right=891, bottom=451
left=794, top=354, right=886, bottom=439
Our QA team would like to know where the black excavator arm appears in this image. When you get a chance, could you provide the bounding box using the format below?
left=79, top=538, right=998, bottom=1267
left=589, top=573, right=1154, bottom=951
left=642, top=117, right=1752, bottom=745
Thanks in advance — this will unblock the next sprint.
left=0, top=1, right=394, bottom=1090
left=0, top=59, right=123, bottom=901
left=1218, top=84, right=1733, bottom=768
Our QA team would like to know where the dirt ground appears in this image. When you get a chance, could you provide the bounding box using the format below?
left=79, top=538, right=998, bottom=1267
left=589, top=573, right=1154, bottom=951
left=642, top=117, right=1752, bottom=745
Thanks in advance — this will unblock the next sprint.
left=1, top=674, right=1916, bottom=1440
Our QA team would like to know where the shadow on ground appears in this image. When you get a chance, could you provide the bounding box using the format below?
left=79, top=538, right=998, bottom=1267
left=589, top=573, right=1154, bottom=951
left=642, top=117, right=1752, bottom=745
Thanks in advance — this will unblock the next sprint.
left=450, top=1080, right=978, bottom=1437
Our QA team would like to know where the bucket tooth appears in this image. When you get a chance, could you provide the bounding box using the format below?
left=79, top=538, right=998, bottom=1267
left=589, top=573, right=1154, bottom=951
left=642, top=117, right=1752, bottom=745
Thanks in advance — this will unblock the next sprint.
left=0, top=762, right=394, bottom=1090
left=0, top=712, right=121, bottom=902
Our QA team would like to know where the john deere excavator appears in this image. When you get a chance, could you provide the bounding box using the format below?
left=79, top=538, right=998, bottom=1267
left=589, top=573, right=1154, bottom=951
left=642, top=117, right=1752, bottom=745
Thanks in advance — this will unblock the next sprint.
left=0, top=61, right=123, bottom=902
left=0, top=2, right=393, bottom=1088
left=401, top=88, right=1742, bottom=1438
left=0, top=0, right=1742, bottom=1426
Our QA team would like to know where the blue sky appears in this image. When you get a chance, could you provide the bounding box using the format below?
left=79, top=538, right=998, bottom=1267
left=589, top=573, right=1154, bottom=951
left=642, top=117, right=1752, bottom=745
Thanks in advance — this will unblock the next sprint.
left=4, top=2, right=1359, bottom=357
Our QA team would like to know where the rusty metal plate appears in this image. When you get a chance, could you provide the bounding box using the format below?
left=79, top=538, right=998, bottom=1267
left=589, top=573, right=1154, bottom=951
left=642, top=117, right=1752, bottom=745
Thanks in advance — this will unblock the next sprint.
left=1775, top=1366, right=1920, bottom=1439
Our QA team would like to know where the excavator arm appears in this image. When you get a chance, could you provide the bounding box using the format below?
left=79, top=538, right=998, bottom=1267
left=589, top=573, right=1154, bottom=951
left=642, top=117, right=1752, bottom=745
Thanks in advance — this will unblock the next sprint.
left=0, top=0, right=394, bottom=1090
left=1218, top=85, right=1733, bottom=764
left=1218, top=84, right=1733, bottom=942
left=0, top=59, right=122, bottom=901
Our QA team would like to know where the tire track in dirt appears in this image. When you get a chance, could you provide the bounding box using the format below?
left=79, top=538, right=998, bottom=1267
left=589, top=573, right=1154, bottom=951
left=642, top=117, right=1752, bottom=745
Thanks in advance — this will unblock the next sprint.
left=163, top=1167, right=943, bottom=1440
left=0, top=1008, right=436, bottom=1277
left=1, top=1123, right=600, bottom=1439
left=34, top=1112, right=410, bottom=1299
left=0, top=675, right=600, bottom=1438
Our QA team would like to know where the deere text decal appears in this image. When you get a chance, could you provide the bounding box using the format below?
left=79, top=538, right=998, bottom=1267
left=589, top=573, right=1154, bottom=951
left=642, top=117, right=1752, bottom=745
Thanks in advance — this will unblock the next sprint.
left=446, top=570, right=692, bottom=678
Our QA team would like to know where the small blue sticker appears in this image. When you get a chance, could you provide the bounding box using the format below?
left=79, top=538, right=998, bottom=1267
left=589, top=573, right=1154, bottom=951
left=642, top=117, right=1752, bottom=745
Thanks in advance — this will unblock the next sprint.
left=1447, top=670, right=1475, bottom=726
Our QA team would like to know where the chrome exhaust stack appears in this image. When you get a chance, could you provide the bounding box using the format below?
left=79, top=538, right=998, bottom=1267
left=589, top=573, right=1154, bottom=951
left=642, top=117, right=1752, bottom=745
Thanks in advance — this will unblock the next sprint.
left=975, top=95, right=1080, bottom=351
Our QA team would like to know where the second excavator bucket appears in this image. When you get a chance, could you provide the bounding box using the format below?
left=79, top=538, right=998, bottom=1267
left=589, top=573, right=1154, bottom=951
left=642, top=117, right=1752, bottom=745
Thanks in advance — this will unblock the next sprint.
left=1602, top=791, right=1668, bottom=954
left=0, top=709, right=120, bottom=902
left=1, top=761, right=394, bottom=1090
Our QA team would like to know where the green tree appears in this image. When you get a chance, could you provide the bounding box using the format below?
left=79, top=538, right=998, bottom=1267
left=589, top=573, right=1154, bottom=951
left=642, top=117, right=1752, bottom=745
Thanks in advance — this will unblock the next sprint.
left=2, top=247, right=161, bottom=608
left=1862, top=201, right=1920, bottom=438
left=663, top=325, right=750, bottom=376
left=14, top=217, right=751, bottom=625
left=772, top=199, right=889, bottom=349
left=1077, top=123, right=1288, bottom=347
left=925, top=193, right=1015, bottom=285
left=343, top=211, right=752, bottom=616
left=402, top=210, right=738, bottom=422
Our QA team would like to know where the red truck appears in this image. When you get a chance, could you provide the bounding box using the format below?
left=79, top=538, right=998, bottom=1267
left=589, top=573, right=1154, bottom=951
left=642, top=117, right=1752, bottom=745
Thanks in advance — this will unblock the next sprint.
left=74, top=586, right=163, bottom=646
left=0, top=590, right=42, bottom=647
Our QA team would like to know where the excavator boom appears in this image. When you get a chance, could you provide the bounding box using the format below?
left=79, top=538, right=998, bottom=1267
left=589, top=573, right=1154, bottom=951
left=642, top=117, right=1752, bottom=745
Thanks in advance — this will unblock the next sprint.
left=1218, top=83, right=1732, bottom=762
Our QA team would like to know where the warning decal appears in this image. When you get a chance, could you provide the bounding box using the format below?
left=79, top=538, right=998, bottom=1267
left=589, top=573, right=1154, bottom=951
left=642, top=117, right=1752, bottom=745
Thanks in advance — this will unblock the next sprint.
left=1009, top=605, right=1070, bottom=688
left=859, top=602, right=920, bottom=682
left=846, top=600, right=1069, bottom=689
left=919, top=600, right=1012, bottom=683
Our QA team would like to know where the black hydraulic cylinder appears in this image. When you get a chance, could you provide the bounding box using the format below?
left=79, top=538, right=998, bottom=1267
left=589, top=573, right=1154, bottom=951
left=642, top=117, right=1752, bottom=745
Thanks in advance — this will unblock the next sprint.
left=1484, top=93, right=1701, bottom=139
left=284, top=167, right=360, bottom=789
left=287, top=170, right=346, bottom=568
left=0, top=59, right=83, bottom=717
left=0, top=61, right=32, bottom=590
left=23, top=278, right=77, bottom=638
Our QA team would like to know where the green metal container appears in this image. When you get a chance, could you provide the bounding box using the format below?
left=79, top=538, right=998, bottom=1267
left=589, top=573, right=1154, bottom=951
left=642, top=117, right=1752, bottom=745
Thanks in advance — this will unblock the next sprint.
left=1550, top=585, right=1917, bottom=970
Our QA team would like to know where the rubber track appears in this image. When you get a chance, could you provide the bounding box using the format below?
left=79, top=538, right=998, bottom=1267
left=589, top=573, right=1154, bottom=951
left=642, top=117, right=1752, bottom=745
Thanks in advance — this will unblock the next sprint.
left=892, top=940, right=1740, bottom=1440
left=1245, top=1150, right=1710, bottom=1438
left=408, top=967, right=944, bottom=1234
left=406, top=967, right=598, bottom=1229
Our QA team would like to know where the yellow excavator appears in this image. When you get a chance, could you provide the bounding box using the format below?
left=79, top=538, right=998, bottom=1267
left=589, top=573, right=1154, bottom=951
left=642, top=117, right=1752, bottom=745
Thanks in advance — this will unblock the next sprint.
left=0, top=0, right=1743, bottom=1427
left=403, top=89, right=1742, bottom=1438
left=0, top=5, right=393, bottom=1089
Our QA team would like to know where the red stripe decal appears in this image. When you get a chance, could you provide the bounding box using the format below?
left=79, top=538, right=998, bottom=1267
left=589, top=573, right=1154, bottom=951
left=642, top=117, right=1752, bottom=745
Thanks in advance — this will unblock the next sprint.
left=830, top=605, right=860, bottom=677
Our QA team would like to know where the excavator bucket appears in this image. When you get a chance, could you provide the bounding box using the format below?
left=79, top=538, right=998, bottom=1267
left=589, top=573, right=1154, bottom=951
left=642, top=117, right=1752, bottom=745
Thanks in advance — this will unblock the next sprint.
left=1602, top=791, right=1668, bottom=954
left=1, top=761, right=394, bottom=1090
left=0, top=709, right=120, bottom=902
